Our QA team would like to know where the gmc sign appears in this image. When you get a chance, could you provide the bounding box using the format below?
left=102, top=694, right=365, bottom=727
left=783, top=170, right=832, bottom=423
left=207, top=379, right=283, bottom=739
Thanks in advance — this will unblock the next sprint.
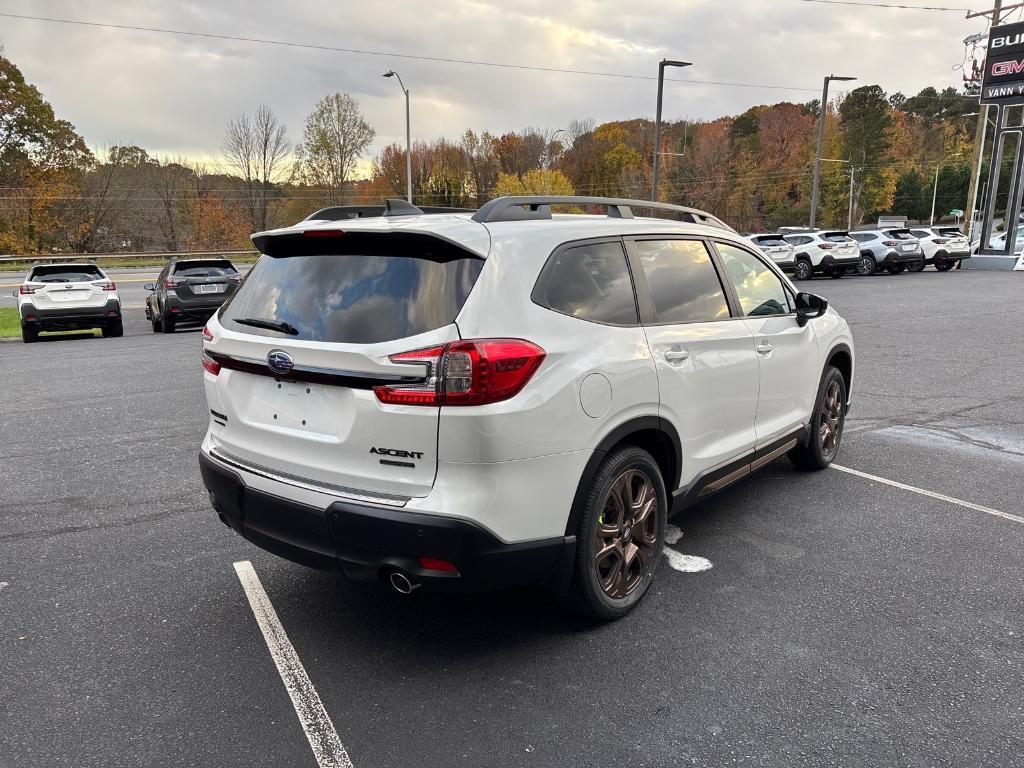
left=983, top=21, right=1024, bottom=104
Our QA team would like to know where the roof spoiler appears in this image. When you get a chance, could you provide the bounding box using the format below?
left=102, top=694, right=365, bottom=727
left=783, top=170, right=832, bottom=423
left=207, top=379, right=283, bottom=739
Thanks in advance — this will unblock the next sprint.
left=471, top=196, right=735, bottom=232
left=302, top=199, right=476, bottom=222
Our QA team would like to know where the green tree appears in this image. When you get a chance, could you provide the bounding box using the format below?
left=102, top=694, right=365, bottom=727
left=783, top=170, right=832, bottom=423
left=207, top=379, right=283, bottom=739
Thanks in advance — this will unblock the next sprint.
left=296, top=93, right=374, bottom=206
left=841, top=85, right=894, bottom=219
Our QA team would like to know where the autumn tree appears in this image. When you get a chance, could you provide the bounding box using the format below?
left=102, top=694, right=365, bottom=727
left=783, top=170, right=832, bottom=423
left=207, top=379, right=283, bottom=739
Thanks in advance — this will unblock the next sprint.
left=296, top=93, right=374, bottom=206
left=222, top=105, right=291, bottom=231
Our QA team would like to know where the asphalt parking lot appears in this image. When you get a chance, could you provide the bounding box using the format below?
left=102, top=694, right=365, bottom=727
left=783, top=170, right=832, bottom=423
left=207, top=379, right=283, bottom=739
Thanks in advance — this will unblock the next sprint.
left=1, top=269, right=1022, bottom=768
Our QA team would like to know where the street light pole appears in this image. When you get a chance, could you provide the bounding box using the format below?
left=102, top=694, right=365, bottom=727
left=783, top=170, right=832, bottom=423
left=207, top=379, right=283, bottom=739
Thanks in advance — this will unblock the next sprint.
left=651, top=59, right=691, bottom=202
left=383, top=70, right=412, bottom=203
left=930, top=164, right=940, bottom=226
left=810, top=74, right=857, bottom=228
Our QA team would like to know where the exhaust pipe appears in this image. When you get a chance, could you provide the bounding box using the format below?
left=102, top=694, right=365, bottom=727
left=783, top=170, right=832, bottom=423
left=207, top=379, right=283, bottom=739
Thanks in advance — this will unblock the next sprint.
left=388, top=571, right=420, bottom=595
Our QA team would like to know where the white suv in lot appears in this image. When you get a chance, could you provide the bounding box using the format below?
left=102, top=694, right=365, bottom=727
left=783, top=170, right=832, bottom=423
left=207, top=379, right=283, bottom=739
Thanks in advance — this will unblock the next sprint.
left=15, top=262, right=122, bottom=343
left=780, top=230, right=859, bottom=280
left=746, top=233, right=796, bottom=272
left=908, top=226, right=971, bottom=271
left=199, top=197, right=854, bottom=619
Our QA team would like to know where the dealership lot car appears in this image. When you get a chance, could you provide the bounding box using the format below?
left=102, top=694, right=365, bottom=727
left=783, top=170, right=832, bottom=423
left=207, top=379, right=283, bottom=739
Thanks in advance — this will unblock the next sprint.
left=849, top=228, right=924, bottom=275
left=747, top=233, right=796, bottom=272
left=198, top=196, right=854, bottom=620
left=15, top=262, right=122, bottom=343
left=780, top=229, right=859, bottom=280
left=145, top=257, right=242, bottom=333
left=908, top=226, right=970, bottom=271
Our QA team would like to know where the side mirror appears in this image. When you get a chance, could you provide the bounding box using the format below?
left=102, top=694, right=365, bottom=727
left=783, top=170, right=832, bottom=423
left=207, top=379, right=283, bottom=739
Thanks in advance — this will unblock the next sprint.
left=143, top=283, right=155, bottom=291
left=11, top=289, right=16, bottom=298
left=795, top=292, right=828, bottom=327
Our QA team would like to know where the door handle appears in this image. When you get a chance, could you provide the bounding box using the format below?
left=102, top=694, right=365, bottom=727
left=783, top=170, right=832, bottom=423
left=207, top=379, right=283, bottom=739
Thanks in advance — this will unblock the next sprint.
left=756, top=340, right=774, bottom=356
left=663, top=347, right=689, bottom=364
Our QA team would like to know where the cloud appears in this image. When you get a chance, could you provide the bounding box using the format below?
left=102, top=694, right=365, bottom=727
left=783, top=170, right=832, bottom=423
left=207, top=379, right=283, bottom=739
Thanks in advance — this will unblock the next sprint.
left=0, top=0, right=988, bottom=164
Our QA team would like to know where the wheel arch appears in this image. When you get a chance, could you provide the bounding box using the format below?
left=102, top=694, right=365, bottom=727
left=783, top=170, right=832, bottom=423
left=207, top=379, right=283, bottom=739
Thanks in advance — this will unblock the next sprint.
left=825, top=343, right=854, bottom=404
left=563, top=416, right=682, bottom=536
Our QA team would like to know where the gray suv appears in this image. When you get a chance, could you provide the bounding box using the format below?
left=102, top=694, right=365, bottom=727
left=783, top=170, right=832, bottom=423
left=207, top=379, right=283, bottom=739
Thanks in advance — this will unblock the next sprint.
left=849, top=229, right=924, bottom=276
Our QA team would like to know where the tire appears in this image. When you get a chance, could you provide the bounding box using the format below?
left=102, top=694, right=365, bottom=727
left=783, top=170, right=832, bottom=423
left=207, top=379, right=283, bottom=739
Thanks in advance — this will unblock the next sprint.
left=856, top=254, right=876, bottom=276
left=789, top=366, right=847, bottom=471
left=888, top=262, right=906, bottom=274
left=151, top=315, right=162, bottom=333
left=570, top=446, right=668, bottom=621
left=793, top=258, right=813, bottom=281
left=21, top=324, right=38, bottom=344
left=935, top=261, right=955, bottom=272
left=161, top=311, right=176, bottom=333
left=103, top=319, right=124, bottom=338
left=906, top=259, right=925, bottom=273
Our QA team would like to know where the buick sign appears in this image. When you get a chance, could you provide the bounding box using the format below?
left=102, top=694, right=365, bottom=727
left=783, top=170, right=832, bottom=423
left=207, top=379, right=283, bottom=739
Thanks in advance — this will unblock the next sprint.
left=267, top=349, right=294, bottom=375
left=982, top=21, right=1024, bottom=104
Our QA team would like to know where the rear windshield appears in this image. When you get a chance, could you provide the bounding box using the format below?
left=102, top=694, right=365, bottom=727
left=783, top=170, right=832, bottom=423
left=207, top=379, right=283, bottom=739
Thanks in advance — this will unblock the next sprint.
left=822, top=232, right=850, bottom=243
left=28, top=265, right=103, bottom=282
left=884, top=229, right=915, bottom=240
left=221, top=252, right=483, bottom=344
left=751, top=236, right=788, bottom=247
left=173, top=260, right=237, bottom=277
left=935, top=227, right=963, bottom=237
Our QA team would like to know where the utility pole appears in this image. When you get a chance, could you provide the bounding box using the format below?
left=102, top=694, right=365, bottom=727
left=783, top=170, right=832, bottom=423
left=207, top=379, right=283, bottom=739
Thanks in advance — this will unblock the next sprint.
left=848, top=166, right=856, bottom=231
left=930, top=164, right=941, bottom=226
left=651, top=59, right=691, bottom=202
left=810, top=75, right=857, bottom=228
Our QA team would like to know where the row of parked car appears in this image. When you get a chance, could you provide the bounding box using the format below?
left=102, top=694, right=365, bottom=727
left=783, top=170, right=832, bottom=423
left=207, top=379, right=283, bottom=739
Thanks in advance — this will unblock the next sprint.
left=13, top=257, right=241, bottom=343
left=747, top=225, right=970, bottom=280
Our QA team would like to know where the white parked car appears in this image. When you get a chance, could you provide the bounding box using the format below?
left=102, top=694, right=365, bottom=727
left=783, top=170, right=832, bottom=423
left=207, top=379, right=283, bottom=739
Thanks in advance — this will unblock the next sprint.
left=15, top=262, right=122, bottom=343
left=199, top=197, right=854, bottom=619
left=908, top=227, right=970, bottom=271
left=781, top=230, right=860, bottom=280
left=746, top=233, right=796, bottom=272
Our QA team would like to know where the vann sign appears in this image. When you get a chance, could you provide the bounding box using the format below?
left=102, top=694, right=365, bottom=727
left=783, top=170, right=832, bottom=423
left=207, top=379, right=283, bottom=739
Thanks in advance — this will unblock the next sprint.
left=982, top=21, right=1024, bottom=104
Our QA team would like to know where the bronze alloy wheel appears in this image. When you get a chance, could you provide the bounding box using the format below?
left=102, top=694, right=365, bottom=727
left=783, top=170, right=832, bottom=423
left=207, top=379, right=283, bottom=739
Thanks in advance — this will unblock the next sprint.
left=820, top=378, right=843, bottom=459
left=593, top=469, right=659, bottom=599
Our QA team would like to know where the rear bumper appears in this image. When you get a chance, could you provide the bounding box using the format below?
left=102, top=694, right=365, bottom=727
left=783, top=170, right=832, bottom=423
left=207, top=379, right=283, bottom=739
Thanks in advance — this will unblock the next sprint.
left=199, top=451, right=574, bottom=592
left=929, top=249, right=970, bottom=262
left=20, top=299, right=121, bottom=329
left=166, top=294, right=228, bottom=321
left=880, top=250, right=923, bottom=265
left=819, top=255, right=858, bottom=269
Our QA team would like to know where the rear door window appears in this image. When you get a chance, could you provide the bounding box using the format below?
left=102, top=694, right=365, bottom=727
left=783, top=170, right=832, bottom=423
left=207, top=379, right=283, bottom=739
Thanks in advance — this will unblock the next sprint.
left=910, top=230, right=931, bottom=239
left=785, top=236, right=812, bottom=246
left=634, top=239, right=730, bottom=324
left=222, top=251, right=483, bottom=344
left=535, top=241, right=638, bottom=325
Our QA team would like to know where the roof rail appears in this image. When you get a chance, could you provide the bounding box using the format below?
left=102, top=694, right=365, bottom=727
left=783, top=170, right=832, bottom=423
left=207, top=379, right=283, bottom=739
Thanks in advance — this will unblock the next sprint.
left=303, top=199, right=476, bottom=222
left=470, top=196, right=735, bottom=232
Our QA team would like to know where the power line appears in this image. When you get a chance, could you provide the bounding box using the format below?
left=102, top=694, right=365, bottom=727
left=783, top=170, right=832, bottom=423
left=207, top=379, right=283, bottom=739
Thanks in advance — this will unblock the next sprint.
left=798, top=0, right=972, bottom=10
left=0, top=11, right=821, bottom=93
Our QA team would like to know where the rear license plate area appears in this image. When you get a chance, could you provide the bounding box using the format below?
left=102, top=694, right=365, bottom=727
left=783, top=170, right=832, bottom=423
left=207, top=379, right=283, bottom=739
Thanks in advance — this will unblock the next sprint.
left=198, top=284, right=221, bottom=294
left=246, top=378, right=340, bottom=436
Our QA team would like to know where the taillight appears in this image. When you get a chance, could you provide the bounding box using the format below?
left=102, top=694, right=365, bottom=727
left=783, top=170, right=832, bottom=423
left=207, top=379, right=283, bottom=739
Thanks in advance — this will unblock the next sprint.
left=99, top=281, right=117, bottom=291
left=303, top=229, right=346, bottom=238
left=202, top=353, right=221, bottom=376
left=933, top=238, right=949, bottom=244
left=202, top=324, right=214, bottom=342
left=883, top=240, right=901, bottom=247
left=19, top=284, right=38, bottom=295
left=373, top=338, right=545, bottom=407
left=164, top=277, right=183, bottom=288
left=818, top=243, right=834, bottom=249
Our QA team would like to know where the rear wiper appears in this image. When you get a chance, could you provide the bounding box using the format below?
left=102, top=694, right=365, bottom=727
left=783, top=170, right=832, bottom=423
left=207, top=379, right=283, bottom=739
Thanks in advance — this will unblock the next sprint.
left=234, top=317, right=300, bottom=335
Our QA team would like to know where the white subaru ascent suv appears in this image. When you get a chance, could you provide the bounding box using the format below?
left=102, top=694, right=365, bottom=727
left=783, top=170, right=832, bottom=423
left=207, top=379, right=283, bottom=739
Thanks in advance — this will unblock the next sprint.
left=199, top=197, right=854, bottom=619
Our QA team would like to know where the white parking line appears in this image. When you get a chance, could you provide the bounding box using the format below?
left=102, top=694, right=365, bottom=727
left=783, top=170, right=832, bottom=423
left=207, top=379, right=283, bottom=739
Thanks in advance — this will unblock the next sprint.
left=831, top=464, right=1024, bottom=526
left=233, top=560, right=354, bottom=768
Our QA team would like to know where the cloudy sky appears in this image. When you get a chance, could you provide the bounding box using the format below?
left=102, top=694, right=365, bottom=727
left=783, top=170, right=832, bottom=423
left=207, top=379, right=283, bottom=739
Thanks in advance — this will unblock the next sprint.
left=0, top=0, right=993, bottom=165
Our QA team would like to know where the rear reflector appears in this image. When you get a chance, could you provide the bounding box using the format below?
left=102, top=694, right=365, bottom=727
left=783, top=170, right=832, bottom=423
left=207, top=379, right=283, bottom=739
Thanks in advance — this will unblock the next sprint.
left=202, top=353, right=221, bottom=376
left=170, top=306, right=181, bottom=313
left=418, top=557, right=458, bottom=573
left=107, top=310, right=118, bottom=317
left=374, top=338, right=545, bottom=407
left=25, top=314, right=37, bottom=321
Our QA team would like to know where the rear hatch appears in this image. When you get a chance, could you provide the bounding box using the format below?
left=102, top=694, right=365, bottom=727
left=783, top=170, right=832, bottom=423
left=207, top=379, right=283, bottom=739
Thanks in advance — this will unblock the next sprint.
left=205, top=225, right=486, bottom=499
left=934, top=227, right=969, bottom=251
left=883, top=229, right=921, bottom=254
left=750, top=235, right=794, bottom=262
left=24, top=265, right=112, bottom=310
left=171, top=260, right=241, bottom=304
left=821, top=231, right=858, bottom=258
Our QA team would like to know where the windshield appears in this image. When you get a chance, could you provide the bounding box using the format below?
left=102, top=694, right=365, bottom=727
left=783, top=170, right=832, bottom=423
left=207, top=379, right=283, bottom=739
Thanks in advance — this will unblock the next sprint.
left=28, top=265, right=103, bottom=282
left=221, top=252, right=483, bottom=344
left=174, top=260, right=237, bottom=277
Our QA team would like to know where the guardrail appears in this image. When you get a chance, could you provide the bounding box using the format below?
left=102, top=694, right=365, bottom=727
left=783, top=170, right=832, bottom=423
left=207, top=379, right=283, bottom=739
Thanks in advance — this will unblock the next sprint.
left=0, top=249, right=259, bottom=263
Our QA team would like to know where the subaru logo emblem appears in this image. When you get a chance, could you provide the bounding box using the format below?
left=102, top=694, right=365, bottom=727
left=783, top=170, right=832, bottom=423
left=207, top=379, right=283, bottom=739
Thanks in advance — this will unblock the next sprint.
left=267, top=349, right=294, bottom=375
